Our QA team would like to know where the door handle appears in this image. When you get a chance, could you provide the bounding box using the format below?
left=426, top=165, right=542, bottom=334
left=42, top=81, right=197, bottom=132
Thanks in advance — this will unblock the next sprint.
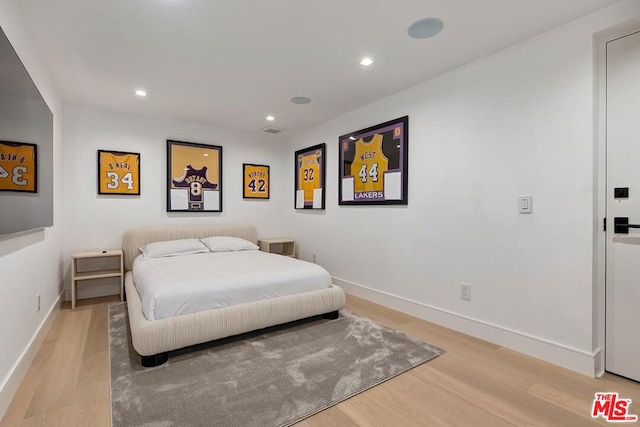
left=614, top=217, right=640, bottom=234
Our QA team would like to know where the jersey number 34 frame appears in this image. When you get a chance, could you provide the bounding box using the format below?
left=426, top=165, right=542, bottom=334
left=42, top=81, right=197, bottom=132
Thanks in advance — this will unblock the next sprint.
left=97, top=150, right=141, bottom=195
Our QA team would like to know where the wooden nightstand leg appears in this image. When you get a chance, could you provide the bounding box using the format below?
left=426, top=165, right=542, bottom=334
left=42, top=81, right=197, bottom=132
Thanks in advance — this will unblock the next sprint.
left=71, top=279, right=76, bottom=309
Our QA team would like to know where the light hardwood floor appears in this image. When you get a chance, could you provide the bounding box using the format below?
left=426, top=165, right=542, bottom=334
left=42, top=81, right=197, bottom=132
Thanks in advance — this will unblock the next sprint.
left=2, top=294, right=640, bottom=426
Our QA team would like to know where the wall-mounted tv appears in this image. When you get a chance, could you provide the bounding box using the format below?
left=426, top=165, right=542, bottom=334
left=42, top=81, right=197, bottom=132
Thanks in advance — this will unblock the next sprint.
left=0, top=26, right=53, bottom=237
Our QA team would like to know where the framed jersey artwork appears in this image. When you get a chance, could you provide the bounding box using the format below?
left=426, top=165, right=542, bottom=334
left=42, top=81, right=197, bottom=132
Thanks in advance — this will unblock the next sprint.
left=294, top=143, right=325, bottom=209
left=167, top=140, right=222, bottom=212
left=338, top=116, right=408, bottom=205
left=0, top=140, right=37, bottom=193
left=97, top=150, right=140, bottom=195
left=243, top=164, right=269, bottom=199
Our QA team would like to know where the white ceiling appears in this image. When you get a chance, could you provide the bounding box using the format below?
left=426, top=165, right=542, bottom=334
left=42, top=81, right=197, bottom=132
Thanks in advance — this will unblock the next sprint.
left=18, top=0, right=618, bottom=136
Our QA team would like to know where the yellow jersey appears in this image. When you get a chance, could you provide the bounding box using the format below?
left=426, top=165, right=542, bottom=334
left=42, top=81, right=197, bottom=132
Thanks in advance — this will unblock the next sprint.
left=243, top=164, right=269, bottom=199
left=0, top=141, right=37, bottom=192
left=98, top=151, right=140, bottom=194
left=351, top=134, right=388, bottom=193
left=298, top=151, right=321, bottom=203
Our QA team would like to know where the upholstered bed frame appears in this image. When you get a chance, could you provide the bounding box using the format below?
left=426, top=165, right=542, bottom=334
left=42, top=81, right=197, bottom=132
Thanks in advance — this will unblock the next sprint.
left=122, top=223, right=346, bottom=367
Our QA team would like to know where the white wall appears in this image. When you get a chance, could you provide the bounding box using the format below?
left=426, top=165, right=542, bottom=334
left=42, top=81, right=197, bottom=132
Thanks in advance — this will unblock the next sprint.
left=0, top=0, right=64, bottom=419
left=285, top=1, right=640, bottom=375
left=62, top=105, right=289, bottom=297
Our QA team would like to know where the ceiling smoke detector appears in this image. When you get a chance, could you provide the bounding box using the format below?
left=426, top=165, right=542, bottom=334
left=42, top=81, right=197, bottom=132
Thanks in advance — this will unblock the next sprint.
left=260, top=126, right=286, bottom=134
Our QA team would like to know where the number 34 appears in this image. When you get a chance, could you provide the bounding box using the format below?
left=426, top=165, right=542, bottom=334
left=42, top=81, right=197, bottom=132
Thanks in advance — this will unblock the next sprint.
left=0, top=165, right=28, bottom=186
left=106, top=171, right=134, bottom=189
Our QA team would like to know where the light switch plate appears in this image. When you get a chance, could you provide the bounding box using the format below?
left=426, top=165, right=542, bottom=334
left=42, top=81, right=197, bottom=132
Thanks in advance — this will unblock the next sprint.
left=519, top=195, right=533, bottom=214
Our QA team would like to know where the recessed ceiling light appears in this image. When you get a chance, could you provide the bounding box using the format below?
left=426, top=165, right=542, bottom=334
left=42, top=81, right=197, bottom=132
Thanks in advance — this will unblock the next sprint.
left=266, top=115, right=275, bottom=121
left=291, top=96, right=311, bottom=105
left=135, top=89, right=147, bottom=97
left=407, top=17, right=444, bottom=39
left=360, top=57, right=374, bottom=67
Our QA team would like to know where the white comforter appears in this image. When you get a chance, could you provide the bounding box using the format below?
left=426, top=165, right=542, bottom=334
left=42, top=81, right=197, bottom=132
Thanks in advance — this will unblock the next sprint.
left=132, top=250, right=333, bottom=320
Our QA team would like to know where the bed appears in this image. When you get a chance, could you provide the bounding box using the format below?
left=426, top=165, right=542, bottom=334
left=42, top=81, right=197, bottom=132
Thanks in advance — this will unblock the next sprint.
left=122, top=223, right=346, bottom=367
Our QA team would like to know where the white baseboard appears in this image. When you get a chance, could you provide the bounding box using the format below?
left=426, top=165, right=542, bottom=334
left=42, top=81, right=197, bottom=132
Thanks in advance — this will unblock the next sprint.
left=334, top=277, right=598, bottom=377
left=0, top=290, right=63, bottom=420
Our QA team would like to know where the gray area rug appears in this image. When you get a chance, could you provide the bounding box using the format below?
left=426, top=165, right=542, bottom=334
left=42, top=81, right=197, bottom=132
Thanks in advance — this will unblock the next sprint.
left=109, top=302, right=445, bottom=427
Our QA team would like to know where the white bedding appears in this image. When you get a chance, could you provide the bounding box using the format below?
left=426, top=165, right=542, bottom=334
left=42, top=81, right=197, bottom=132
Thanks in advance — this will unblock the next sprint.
left=132, top=250, right=333, bottom=320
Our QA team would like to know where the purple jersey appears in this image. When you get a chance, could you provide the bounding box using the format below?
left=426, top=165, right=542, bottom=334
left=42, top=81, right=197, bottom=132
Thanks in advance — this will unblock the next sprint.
left=172, top=165, right=217, bottom=210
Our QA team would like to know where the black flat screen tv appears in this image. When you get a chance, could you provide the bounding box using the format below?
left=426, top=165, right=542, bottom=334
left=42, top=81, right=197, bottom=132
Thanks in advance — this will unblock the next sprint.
left=0, top=26, right=53, bottom=237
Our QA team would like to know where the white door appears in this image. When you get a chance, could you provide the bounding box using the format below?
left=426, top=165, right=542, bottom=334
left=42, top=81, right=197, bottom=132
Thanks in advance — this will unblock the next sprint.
left=606, top=30, right=640, bottom=382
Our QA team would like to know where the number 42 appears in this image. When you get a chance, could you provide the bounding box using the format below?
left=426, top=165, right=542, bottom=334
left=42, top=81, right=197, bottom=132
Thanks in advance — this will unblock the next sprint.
left=248, top=179, right=266, bottom=192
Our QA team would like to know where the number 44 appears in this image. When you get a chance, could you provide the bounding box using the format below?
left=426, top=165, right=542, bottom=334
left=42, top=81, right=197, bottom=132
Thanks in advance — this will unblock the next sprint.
left=358, top=163, right=379, bottom=183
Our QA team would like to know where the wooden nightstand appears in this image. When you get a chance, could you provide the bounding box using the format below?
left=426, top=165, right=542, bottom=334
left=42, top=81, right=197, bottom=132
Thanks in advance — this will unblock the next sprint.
left=258, top=239, right=296, bottom=258
left=71, top=249, right=123, bottom=309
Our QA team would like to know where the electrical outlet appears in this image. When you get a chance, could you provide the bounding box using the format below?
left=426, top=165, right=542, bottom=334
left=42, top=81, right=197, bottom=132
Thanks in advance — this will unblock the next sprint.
left=37, top=294, right=41, bottom=313
left=312, top=253, right=317, bottom=263
left=461, top=284, right=471, bottom=301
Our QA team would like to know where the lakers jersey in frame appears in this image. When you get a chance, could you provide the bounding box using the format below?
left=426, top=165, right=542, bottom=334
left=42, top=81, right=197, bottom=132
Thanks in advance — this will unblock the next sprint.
left=167, top=140, right=222, bottom=212
left=172, top=165, right=218, bottom=210
left=243, top=164, right=270, bottom=199
left=339, top=116, right=408, bottom=205
left=298, top=151, right=321, bottom=203
left=351, top=134, right=389, bottom=194
left=97, top=150, right=140, bottom=195
left=294, top=143, right=325, bottom=209
left=0, top=140, right=37, bottom=192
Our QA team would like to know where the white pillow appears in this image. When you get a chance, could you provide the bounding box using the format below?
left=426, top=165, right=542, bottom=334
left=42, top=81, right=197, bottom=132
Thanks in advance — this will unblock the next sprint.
left=140, top=238, right=209, bottom=258
left=200, top=236, right=259, bottom=252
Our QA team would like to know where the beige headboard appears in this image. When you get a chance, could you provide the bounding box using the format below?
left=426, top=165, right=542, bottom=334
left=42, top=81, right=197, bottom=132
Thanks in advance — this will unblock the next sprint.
left=122, top=223, right=257, bottom=271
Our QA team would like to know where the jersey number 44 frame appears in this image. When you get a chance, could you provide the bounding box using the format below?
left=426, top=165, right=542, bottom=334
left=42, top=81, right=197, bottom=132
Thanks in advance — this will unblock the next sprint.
left=338, top=116, right=408, bottom=206
left=167, top=140, right=222, bottom=212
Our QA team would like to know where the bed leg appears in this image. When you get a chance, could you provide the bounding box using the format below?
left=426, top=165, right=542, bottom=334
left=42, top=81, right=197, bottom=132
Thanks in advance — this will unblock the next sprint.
left=322, top=310, right=339, bottom=320
left=141, top=352, right=169, bottom=367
